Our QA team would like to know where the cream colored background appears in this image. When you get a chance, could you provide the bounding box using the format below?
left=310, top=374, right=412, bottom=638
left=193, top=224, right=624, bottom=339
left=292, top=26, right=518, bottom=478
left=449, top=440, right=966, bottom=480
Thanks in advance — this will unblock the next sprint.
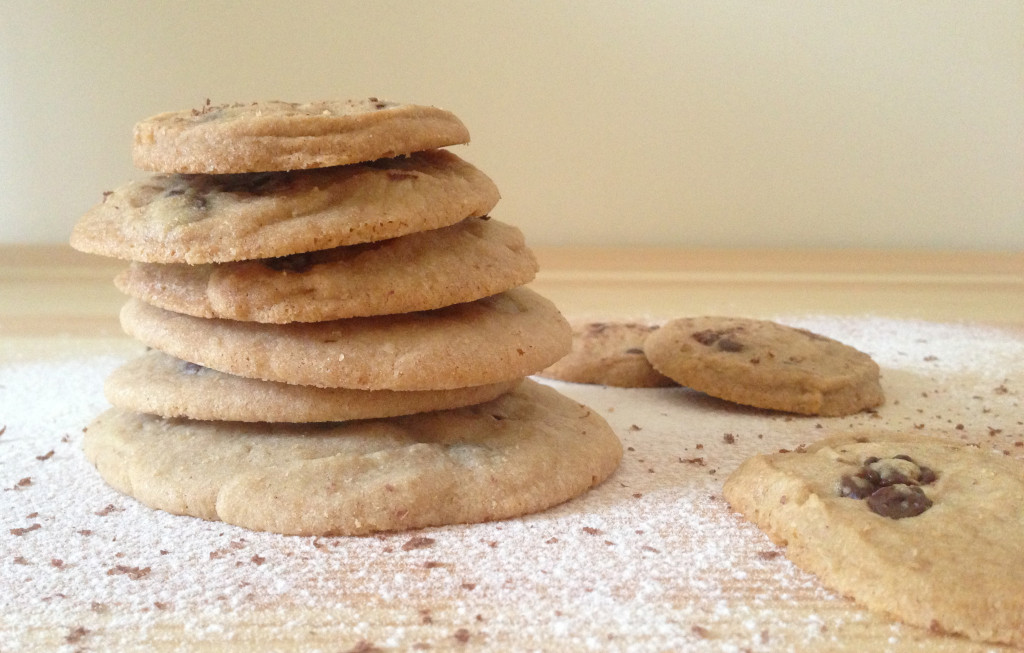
left=1, top=1, right=1021, bottom=249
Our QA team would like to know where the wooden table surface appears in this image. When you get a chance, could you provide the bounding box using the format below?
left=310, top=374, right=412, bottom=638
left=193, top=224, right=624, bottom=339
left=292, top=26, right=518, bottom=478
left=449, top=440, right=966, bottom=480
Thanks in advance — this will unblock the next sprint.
left=1, top=245, right=1022, bottom=652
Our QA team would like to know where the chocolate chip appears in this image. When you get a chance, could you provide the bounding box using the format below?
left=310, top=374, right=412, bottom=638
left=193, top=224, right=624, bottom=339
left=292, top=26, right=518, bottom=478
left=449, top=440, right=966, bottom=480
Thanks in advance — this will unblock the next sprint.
left=918, top=466, right=937, bottom=485
left=692, top=329, right=720, bottom=346
left=866, top=484, right=932, bottom=519
left=839, top=473, right=876, bottom=499
left=716, top=337, right=744, bottom=352
left=866, top=456, right=930, bottom=486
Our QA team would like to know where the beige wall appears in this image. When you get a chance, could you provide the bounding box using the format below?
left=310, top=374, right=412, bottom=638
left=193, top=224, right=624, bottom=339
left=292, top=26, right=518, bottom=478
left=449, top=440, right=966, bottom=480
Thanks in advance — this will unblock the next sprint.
left=2, top=1, right=1021, bottom=249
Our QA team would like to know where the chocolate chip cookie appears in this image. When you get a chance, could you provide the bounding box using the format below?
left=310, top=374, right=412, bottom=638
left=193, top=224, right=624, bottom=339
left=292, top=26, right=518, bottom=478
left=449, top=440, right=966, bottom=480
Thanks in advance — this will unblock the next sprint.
left=644, top=316, right=883, bottom=415
left=114, top=217, right=536, bottom=322
left=71, top=150, right=499, bottom=264
left=106, top=350, right=523, bottom=422
left=133, top=98, right=470, bottom=173
left=118, top=287, right=571, bottom=391
left=723, top=433, right=1024, bottom=646
left=538, top=320, right=675, bottom=388
left=84, top=379, right=623, bottom=536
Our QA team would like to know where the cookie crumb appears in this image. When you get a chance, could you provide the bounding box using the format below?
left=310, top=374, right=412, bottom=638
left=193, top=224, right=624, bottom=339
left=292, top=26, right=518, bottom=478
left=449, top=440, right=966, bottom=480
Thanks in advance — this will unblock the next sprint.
left=10, top=523, right=41, bottom=536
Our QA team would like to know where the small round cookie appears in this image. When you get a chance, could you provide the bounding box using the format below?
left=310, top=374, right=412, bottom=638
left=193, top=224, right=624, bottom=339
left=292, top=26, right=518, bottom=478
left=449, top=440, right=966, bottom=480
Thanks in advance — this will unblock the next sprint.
left=71, top=150, right=500, bottom=264
left=538, top=320, right=675, bottom=388
left=106, top=351, right=523, bottom=422
left=114, top=217, right=537, bottom=323
left=133, top=98, right=470, bottom=173
left=119, top=287, right=571, bottom=391
left=644, top=316, right=883, bottom=416
left=83, top=379, right=623, bottom=536
left=723, top=433, right=1024, bottom=646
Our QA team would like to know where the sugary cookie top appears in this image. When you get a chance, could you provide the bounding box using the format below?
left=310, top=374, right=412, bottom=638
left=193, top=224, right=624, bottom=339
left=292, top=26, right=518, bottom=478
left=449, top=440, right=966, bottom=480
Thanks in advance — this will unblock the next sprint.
left=132, top=98, right=471, bottom=173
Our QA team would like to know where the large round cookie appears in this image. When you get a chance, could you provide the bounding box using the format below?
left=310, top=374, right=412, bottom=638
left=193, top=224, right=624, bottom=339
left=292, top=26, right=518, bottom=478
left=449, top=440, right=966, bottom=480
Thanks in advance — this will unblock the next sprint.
left=114, top=217, right=537, bottom=323
left=106, top=351, right=523, bottom=423
left=83, top=380, right=623, bottom=536
left=539, top=320, right=676, bottom=388
left=133, top=98, right=470, bottom=174
left=119, top=288, right=571, bottom=391
left=644, top=316, right=883, bottom=416
left=723, top=433, right=1024, bottom=646
left=70, top=150, right=500, bottom=264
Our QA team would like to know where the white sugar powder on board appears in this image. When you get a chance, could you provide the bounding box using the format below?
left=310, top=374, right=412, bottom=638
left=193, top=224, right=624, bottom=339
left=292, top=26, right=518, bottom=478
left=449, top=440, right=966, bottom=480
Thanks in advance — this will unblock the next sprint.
left=1, top=318, right=1022, bottom=651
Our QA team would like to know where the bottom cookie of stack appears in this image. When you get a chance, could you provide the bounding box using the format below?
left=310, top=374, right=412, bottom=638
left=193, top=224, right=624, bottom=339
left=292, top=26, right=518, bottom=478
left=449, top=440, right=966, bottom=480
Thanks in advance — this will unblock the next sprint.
left=84, top=379, right=622, bottom=536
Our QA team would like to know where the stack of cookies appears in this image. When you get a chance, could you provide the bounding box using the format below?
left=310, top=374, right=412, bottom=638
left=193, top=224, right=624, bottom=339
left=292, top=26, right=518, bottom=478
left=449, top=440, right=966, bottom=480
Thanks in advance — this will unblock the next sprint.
left=70, top=99, right=621, bottom=536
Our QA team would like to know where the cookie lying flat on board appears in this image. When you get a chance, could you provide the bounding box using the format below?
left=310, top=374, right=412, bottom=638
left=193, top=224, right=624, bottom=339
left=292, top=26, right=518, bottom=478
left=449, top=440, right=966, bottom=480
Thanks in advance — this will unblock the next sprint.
left=114, top=217, right=537, bottom=323
left=106, top=351, right=522, bottom=423
left=538, top=320, right=675, bottom=388
left=133, top=98, right=470, bottom=174
left=723, top=433, right=1024, bottom=646
left=71, top=150, right=500, bottom=264
left=644, top=316, right=883, bottom=416
left=84, top=380, right=623, bottom=536
left=119, top=287, right=570, bottom=391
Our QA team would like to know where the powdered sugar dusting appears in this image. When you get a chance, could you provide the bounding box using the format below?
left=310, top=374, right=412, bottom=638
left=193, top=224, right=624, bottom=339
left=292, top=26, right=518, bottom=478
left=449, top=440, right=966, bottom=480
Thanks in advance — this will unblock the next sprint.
left=2, top=318, right=1022, bottom=651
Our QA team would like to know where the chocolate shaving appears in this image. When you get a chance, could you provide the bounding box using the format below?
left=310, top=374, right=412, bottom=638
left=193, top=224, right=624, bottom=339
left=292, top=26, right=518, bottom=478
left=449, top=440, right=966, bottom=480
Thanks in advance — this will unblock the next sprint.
left=65, top=626, right=89, bottom=644
left=401, top=536, right=436, bottom=551
left=106, top=565, right=152, bottom=580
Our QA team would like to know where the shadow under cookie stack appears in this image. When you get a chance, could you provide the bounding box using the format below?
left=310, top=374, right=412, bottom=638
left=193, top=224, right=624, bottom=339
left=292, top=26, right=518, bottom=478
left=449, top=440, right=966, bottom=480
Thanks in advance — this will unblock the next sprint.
left=70, top=99, right=621, bottom=536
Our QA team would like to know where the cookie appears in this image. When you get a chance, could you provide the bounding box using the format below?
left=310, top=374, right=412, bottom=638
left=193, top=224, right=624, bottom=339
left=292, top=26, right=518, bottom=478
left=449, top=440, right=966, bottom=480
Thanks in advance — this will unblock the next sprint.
left=723, top=433, right=1024, bottom=646
left=132, top=98, right=470, bottom=174
left=83, top=379, right=623, bottom=536
left=113, top=217, right=537, bottom=323
left=538, top=320, right=675, bottom=388
left=105, top=351, right=523, bottom=423
left=118, top=287, right=571, bottom=391
left=70, top=150, right=499, bottom=265
left=644, top=316, right=883, bottom=416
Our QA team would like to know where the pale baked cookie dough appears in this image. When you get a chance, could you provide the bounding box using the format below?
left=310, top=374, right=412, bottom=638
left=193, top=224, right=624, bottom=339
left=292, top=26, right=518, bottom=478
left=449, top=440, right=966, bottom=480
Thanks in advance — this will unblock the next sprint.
left=83, top=380, right=623, bottom=536
left=538, top=320, right=675, bottom=388
left=105, top=351, right=523, bottom=423
left=114, top=217, right=537, bottom=323
left=133, top=98, right=470, bottom=174
left=644, top=316, right=883, bottom=416
left=70, top=150, right=499, bottom=264
left=723, top=433, right=1024, bottom=646
left=118, top=288, right=571, bottom=391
